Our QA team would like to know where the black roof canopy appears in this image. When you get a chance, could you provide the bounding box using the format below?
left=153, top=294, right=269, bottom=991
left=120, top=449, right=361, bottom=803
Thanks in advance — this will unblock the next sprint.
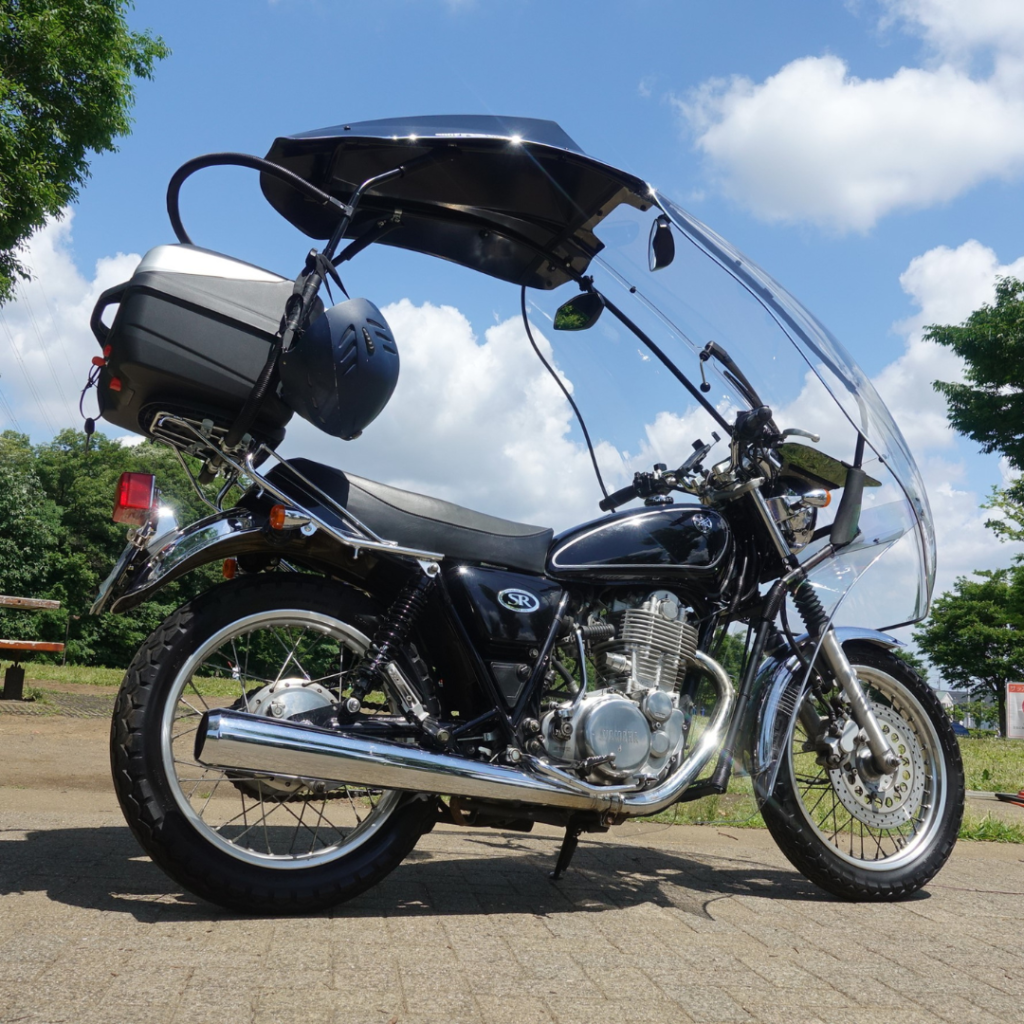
left=261, top=115, right=653, bottom=289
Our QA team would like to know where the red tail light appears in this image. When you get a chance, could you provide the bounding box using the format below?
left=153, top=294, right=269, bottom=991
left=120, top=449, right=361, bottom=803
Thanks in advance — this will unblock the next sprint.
left=113, top=472, right=156, bottom=526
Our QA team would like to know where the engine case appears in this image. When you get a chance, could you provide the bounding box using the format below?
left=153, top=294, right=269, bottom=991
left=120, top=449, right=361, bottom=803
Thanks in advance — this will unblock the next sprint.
left=541, top=590, right=695, bottom=783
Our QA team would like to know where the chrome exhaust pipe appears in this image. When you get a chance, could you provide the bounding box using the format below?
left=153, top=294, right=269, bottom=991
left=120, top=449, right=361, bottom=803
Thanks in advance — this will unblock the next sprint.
left=196, top=709, right=618, bottom=813
left=195, top=651, right=735, bottom=819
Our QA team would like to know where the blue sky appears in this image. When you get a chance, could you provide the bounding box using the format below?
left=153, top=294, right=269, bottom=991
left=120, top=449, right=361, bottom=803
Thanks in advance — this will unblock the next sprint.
left=3, top=0, right=1024, bottom=628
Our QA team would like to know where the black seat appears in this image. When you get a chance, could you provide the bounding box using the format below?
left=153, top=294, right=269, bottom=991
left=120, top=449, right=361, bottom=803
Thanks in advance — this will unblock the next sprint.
left=266, top=458, right=554, bottom=574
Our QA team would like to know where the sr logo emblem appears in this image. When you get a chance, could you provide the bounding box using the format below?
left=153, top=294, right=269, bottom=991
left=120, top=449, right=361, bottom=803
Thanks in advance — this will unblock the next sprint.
left=497, top=588, right=541, bottom=613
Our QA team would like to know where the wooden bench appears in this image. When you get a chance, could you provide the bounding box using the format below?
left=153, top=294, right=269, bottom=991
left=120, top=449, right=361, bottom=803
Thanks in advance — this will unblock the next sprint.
left=0, top=596, right=64, bottom=701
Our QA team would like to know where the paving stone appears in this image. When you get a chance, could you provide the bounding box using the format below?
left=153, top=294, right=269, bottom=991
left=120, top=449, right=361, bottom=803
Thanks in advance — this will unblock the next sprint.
left=1, top=788, right=1022, bottom=1024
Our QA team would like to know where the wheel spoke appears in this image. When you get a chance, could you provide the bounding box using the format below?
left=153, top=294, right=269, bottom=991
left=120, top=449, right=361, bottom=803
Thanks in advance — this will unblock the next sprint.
left=155, top=606, right=408, bottom=869
left=772, top=656, right=954, bottom=882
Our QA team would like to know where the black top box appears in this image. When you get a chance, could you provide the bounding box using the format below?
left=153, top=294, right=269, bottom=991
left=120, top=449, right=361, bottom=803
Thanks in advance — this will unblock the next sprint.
left=93, top=245, right=318, bottom=447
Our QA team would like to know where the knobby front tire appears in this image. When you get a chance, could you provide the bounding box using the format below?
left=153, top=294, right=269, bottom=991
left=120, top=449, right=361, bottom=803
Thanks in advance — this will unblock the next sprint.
left=761, top=641, right=964, bottom=901
left=109, top=575, right=436, bottom=914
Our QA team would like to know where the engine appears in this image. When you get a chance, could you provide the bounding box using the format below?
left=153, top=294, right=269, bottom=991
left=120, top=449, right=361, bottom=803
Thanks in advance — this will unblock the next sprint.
left=540, top=591, right=700, bottom=784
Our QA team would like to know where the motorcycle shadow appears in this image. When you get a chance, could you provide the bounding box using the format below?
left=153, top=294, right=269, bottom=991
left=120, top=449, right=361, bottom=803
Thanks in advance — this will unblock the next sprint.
left=0, top=823, right=896, bottom=921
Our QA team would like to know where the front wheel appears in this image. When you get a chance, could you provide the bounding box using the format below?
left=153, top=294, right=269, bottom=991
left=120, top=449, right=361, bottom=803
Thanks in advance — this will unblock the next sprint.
left=110, top=575, right=437, bottom=914
left=761, top=641, right=964, bottom=901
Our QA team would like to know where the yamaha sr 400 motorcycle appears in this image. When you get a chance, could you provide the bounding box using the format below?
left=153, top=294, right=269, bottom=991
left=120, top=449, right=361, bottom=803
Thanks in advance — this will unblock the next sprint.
left=89, top=116, right=964, bottom=913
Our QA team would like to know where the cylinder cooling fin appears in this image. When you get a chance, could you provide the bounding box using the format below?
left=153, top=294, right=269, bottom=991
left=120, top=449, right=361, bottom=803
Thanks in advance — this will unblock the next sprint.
left=602, top=590, right=699, bottom=692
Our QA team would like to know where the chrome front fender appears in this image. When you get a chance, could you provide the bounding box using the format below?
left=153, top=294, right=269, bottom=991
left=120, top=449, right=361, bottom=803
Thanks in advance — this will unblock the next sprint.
left=745, top=627, right=904, bottom=805
left=91, top=508, right=261, bottom=615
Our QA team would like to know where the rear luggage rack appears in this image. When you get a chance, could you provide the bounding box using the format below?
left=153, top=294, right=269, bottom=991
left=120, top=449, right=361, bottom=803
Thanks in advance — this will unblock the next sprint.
left=148, top=411, right=444, bottom=568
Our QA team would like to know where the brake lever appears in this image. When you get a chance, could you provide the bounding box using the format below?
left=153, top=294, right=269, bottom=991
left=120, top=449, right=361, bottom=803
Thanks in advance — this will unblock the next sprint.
left=781, top=427, right=821, bottom=443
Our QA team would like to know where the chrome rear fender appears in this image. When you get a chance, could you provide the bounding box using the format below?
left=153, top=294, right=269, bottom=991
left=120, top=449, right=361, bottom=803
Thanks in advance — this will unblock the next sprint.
left=91, top=509, right=267, bottom=615
left=744, top=627, right=904, bottom=805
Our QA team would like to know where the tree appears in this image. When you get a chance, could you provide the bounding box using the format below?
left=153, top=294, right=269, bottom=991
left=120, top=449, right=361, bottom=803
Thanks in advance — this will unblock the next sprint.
left=0, top=0, right=168, bottom=303
left=950, top=698, right=997, bottom=729
left=0, top=432, right=63, bottom=640
left=928, top=276, right=1024, bottom=539
left=0, top=427, right=226, bottom=668
left=914, top=570, right=1024, bottom=737
left=929, top=276, right=1024, bottom=471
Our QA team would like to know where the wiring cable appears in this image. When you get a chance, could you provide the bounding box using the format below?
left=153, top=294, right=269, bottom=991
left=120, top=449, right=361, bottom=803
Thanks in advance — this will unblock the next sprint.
left=520, top=286, right=609, bottom=501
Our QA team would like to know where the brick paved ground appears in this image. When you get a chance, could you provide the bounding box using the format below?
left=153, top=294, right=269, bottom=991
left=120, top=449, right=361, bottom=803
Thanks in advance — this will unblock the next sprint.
left=0, top=801, right=1022, bottom=1024
left=2, top=715, right=1024, bottom=1023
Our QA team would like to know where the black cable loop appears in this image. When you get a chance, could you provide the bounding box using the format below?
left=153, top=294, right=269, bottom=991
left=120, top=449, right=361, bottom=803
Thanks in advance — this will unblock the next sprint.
left=166, top=152, right=343, bottom=246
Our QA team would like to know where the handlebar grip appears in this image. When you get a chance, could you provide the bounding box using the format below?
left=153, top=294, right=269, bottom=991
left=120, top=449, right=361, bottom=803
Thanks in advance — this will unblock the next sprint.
left=599, top=484, right=639, bottom=512
left=734, top=405, right=773, bottom=441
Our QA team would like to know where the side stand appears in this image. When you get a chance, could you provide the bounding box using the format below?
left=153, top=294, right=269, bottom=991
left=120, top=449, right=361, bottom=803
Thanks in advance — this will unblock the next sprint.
left=549, top=824, right=583, bottom=881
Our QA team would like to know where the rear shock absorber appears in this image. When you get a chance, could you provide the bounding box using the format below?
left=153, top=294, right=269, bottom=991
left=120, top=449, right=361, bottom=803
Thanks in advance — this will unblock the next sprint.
left=346, top=573, right=436, bottom=711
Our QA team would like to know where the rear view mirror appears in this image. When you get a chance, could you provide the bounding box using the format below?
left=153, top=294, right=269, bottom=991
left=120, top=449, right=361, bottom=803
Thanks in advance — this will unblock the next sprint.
left=648, top=215, right=675, bottom=271
left=553, top=292, right=604, bottom=331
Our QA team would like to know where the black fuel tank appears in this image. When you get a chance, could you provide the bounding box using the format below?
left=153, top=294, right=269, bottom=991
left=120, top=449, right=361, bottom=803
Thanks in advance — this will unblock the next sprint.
left=547, top=505, right=731, bottom=583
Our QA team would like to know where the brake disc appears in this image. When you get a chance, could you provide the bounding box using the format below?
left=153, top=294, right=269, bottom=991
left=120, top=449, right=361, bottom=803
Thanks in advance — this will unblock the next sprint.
left=827, top=703, right=927, bottom=830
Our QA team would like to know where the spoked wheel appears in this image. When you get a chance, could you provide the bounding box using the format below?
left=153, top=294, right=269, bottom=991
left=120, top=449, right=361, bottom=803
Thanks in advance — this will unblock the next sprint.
left=762, top=641, right=964, bottom=901
left=110, top=575, right=436, bottom=913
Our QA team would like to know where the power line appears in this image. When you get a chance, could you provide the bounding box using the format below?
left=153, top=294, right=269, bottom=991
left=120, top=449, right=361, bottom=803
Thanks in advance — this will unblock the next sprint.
left=14, top=285, right=78, bottom=425
left=0, top=307, right=58, bottom=435
left=0, top=376, right=22, bottom=431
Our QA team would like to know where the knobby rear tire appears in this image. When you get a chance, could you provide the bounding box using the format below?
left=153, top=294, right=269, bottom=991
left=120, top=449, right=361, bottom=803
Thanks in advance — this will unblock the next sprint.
left=109, top=575, right=436, bottom=914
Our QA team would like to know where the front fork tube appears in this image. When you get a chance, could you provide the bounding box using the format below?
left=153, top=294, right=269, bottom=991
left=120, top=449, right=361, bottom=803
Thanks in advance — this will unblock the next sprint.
left=703, top=580, right=790, bottom=792
left=817, top=630, right=901, bottom=774
left=699, top=571, right=897, bottom=795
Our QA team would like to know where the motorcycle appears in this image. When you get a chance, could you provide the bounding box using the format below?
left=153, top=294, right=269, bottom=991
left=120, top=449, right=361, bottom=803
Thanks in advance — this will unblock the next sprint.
left=89, top=115, right=964, bottom=913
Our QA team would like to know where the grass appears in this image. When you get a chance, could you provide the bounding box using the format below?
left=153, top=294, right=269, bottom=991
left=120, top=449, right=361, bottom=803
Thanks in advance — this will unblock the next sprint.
left=958, top=811, right=1024, bottom=844
left=958, top=736, right=1024, bottom=793
left=17, top=663, right=1024, bottom=846
left=25, top=664, right=125, bottom=688
left=641, top=734, right=1024, bottom=845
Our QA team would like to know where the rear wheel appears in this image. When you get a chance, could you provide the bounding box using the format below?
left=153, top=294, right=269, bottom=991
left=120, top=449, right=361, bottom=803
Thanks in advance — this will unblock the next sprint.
left=762, top=641, right=964, bottom=900
left=110, top=575, right=436, bottom=913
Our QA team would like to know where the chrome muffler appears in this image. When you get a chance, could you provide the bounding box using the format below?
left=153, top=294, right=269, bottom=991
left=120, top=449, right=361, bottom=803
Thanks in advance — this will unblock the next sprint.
left=196, top=708, right=615, bottom=812
left=195, top=651, right=735, bottom=819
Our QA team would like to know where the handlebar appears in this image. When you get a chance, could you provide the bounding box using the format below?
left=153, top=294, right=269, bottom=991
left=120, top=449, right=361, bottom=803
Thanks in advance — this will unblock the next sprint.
left=599, top=482, right=641, bottom=512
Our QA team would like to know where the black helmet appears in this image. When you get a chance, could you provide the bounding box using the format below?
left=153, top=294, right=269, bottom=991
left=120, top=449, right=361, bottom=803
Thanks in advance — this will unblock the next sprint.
left=279, top=297, right=399, bottom=440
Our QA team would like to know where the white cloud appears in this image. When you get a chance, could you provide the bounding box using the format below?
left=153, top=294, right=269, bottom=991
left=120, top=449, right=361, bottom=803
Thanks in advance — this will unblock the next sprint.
left=676, top=2, right=1024, bottom=231
left=883, top=0, right=1024, bottom=65
left=281, top=300, right=630, bottom=530
left=7, top=217, right=1022, bottom=636
left=874, top=240, right=1024, bottom=607
left=0, top=213, right=140, bottom=438
left=877, top=240, right=1024, bottom=455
